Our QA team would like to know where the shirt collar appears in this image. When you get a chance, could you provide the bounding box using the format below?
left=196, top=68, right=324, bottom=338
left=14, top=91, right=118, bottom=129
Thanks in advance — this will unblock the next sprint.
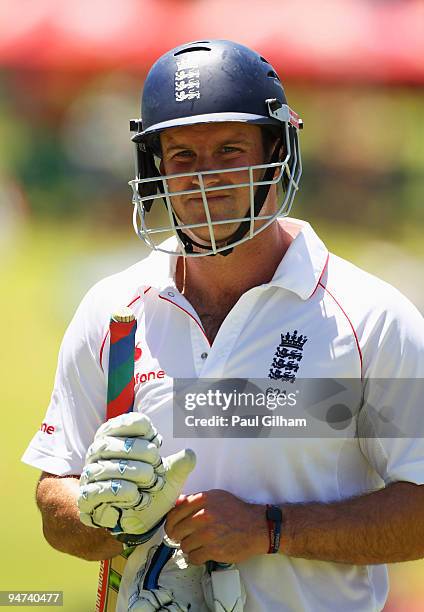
left=139, top=219, right=329, bottom=301
left=268, top=219, right=329, bottom=300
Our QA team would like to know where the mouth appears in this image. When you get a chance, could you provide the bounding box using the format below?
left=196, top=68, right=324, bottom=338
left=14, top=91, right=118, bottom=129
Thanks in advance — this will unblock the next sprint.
left=186, top=194, right=231, bottom=205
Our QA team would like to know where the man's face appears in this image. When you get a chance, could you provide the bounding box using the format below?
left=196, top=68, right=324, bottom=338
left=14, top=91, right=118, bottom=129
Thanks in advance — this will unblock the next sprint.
left=160, top=122, right=272, bottom=246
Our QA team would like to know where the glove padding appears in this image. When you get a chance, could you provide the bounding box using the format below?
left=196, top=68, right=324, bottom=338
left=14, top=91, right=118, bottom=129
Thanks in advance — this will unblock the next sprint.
left=202, top=564, right=246, bottom=612
left=78, top=412, right=196, bottom=534
left=125, top=537, right=206, bottom=612
left=129, top=586, right=188, bottom=611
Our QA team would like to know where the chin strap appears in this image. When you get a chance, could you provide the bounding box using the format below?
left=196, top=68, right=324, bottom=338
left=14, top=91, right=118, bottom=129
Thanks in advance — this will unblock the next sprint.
left=176, top=137, right=283, bottom=257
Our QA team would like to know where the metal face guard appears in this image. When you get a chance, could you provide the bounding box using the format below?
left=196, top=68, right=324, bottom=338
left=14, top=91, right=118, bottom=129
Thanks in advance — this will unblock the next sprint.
left=129, top=124, right=302, bottom=257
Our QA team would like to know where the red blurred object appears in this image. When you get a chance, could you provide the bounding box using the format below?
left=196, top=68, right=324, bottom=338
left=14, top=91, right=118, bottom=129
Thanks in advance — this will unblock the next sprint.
left=0, top=0, right=423, bottom=83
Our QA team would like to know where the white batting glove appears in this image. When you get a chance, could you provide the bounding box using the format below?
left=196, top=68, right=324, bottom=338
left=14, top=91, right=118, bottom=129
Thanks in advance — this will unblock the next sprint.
left=125, top=538, right=205, bottom=612
left=129, top=587, right=189, bottom=611
left=202, top=564, right=246, bottom=612
left=77, top=413, right=196, bottom=537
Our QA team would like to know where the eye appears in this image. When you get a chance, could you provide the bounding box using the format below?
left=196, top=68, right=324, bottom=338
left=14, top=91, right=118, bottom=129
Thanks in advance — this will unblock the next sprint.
left=172, top=149, right=194, bottom=160
left=221, top=145, right=242, bottom=154
left=174, top=149, right=192, bottom=157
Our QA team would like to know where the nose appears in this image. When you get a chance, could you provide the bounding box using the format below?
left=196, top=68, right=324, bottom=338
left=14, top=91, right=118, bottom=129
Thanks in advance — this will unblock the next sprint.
left=192, top=172, right=221, bottom=188
left=191, top=157, right=222, bottom=188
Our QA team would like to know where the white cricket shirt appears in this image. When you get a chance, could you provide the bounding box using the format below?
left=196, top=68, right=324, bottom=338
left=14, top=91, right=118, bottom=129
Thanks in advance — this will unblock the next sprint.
left=23, top=219, right=424, bottom=612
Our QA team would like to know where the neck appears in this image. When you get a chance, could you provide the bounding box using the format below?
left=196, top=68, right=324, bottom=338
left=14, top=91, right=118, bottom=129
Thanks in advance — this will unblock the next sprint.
left=177, top=221, right=293, bottom=304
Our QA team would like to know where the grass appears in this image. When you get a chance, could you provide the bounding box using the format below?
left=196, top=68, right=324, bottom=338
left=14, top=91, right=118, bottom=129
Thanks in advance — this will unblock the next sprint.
left=2, top=220, right=423, bottom=611
left=1, top=222, right=141, bottom=612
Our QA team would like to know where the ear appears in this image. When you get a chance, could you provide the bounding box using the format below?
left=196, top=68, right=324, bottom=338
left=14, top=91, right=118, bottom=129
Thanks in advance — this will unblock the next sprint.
left=273, top=137, right=285, bottom=161
left=159, top=160, right=165, bottom=174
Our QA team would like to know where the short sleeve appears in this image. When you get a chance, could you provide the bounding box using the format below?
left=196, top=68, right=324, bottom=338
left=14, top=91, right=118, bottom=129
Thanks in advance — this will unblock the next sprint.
left=21, top=286, right=108, bottom=476
left=358, top=290, right=424, bottom=485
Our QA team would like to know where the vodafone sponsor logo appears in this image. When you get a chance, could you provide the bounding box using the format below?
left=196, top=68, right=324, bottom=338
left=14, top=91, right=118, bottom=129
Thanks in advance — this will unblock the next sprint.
left=134, top=343, right=142, bottom=361
left=40, top=422, right=55, bottom=435
left=135, top=370, right=165, bottom=385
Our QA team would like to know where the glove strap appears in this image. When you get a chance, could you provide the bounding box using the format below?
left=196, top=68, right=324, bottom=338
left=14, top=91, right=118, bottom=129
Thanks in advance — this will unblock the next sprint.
left=266, top=504, right=283, bottom=554
left=143, top=542, right=176, bottom=590
left=112, top=515, right=166, bottom=547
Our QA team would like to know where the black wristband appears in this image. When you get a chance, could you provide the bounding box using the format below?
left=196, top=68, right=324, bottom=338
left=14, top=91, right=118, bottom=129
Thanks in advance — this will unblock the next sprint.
left=266, top=504, right=283, bottom=554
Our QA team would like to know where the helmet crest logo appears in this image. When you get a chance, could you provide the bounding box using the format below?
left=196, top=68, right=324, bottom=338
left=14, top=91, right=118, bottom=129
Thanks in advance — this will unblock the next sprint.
left=175, top=56, right=201, bottom=102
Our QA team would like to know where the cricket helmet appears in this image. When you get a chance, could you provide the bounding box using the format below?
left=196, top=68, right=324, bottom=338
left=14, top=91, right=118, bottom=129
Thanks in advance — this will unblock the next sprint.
left=129, top=39, right=303, bottom=256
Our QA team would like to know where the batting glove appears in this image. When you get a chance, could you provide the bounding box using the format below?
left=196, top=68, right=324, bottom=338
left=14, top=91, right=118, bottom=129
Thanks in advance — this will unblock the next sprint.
left=126, top=537, right=205, bottom=612
left=129, top=587, right=189, bottom=611
left=202, top=564, right=246, bottom=612
left=78, top=412, right=196, bottom=538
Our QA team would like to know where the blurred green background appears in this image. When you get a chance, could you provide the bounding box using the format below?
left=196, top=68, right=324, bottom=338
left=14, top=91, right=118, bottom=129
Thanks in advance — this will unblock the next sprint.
left=1, top=1, right=423, bottom=610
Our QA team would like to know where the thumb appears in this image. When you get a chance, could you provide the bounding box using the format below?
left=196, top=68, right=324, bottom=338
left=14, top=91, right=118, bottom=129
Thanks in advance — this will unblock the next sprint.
left=162, top=449, right=196, bottom=500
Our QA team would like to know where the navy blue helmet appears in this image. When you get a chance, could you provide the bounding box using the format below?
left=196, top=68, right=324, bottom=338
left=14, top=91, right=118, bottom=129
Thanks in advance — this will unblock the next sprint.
left=129, top=39, right=303, bottom=256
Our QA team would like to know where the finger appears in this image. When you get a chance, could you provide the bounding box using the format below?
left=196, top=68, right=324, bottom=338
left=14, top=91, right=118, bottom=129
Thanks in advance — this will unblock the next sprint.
left=92, top=503, right=122, bottom=529
left=152, top=449, right=197, bottom=510
left=129, top=595, right=159, bottom=611
left=117, top=450, right=196, bottom=536
left=152, top=588, right=176, bottom=606
left=163, top=449, right=196, bottom=491
left=130, top=587, right=174, bottom=609
left=165, top=509, right=203, bottom=542
left=153, top=450, right=196, bottom=521
left=78, top=479, right=141, bottom=512
left=79, top=504, right=120, bottom=529
left=186, top=546, right=208, bottom=566
left=179, top=530, right=208, bottom=555
left=130, top=592, right=167, bottom=610
left=80, top=459, right=156, bottom=488
left=166, top=492, right=205, bottom=533
left=95, top=412, right=162, bottom=447
left=85, top=437, right=161, bottom=465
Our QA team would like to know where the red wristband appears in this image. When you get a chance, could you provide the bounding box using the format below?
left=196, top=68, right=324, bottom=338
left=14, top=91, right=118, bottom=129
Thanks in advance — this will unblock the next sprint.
left=267, top=515, right=274, bottom=554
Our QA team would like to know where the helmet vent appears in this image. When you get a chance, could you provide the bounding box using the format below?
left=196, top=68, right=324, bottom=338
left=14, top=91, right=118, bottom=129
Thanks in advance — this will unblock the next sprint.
left=267, top=70, right=280, bottom=81
left=174, top=46, right=211, bottom=55
left=260, top=56, right=270, bottom=64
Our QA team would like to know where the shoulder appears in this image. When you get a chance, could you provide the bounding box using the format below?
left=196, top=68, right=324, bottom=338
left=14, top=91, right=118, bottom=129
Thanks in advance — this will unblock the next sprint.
left=323, top=253, right=424, bottom=375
